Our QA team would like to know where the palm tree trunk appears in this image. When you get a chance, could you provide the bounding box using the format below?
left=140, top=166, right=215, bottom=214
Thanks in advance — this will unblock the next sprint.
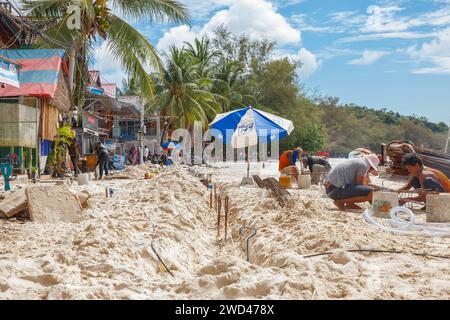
left=68, top=48, right=76, bottom=92
left=160, top=121, right=170, bottom=145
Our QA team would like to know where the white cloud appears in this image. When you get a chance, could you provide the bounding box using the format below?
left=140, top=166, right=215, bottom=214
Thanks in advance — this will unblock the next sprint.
left=271, top=0, right=307, bottom=8
left=92, top=42, right=125, bottom=85
left=408, top=28, right=450, bottom=74
left=202, top=0, right=301, bottom=44
left=156, top=25, right=199, bottom=52
left=290, top=14, right=334, bottom=33
left=348, top=50, right=389, bottom=65
left=409, top=7, right=450, bottom=28
left=409, top=28, right=450, bottom=58
left=157, top=0, right=301, bottom=53
left=364, top=5, right=409, bottom=33
left=179, top=0, right=226, bottom=20
left=412, top=57, right=450, bottom=74
left=296, top=48, right=319, bottom=79
left=338, top=31, right=436, bottom=43
left=330, top=11, right=366, bottom=30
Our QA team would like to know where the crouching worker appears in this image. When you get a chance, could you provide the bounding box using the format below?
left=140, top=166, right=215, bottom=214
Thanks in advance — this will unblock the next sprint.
left=301, top=155, right=332, bottom=184
left=278, top=147, right=303, bottom=181
left=398, top=153, right=450, bottom=205
left=93, top=142, right=110, bottom=180
left=324, top=154, right=380, bottom=210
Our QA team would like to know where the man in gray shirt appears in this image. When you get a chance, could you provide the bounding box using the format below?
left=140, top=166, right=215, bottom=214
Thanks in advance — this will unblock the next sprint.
left=324, top=154, right=380, bottom=210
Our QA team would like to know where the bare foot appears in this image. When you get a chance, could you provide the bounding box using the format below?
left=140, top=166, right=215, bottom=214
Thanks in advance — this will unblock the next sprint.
left=334, top=200, right=346, bottom=210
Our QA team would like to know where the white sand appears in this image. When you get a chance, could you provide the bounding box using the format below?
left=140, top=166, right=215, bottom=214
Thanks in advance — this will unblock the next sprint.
left=0, top=161, right=449, bottom=300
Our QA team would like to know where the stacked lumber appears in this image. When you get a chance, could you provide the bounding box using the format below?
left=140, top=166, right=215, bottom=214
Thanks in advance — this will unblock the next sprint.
left=253, top=175, right=291, bottom=207
left=386, top=140, right=450, bottom=177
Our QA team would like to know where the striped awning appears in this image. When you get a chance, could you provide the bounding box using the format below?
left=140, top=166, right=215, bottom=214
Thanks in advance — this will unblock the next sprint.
left=0, top=49, right=65, bottom=98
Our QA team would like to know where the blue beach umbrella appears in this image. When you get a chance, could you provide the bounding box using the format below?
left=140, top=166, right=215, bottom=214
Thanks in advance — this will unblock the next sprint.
left=162, top=141, right=181, bottom=151
left=209, top=106, right=294, bottom=178
left=209, top=106, right=294, bottom=148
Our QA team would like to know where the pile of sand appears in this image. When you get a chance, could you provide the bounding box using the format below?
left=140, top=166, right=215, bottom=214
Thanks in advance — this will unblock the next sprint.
left=122, top=164, right=158, bottom=178
left=0, top=164, right=448, bottom=299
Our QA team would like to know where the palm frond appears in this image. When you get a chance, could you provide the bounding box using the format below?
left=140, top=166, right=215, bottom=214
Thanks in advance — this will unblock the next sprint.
left=107, top=14, right=163, bottom=99
left=110, top=0, right=190, bottom=24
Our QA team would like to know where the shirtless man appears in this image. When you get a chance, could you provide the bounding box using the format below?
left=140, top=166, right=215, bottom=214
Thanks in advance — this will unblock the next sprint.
left=398, top=153, right=450, bottom=205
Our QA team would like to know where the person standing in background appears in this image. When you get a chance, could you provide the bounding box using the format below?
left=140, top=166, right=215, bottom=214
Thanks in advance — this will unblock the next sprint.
left=93, top=142, right=110, bottom=180
left=68, top=137, right=80, bottom=177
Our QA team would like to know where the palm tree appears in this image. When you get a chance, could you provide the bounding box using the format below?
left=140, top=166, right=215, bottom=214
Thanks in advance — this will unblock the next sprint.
left=121, top=75, right=141, bottom=96
left=151, top=46, right=221, bottom=129
left=213, top=59, right=255, bottom=112
left=185, top=36, right=219, bottom=79
left=21, top=0, right=189, bottom=106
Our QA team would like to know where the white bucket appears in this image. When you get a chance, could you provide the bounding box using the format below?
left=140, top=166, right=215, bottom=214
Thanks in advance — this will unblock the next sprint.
left=298, top=174, right=311, bottom=189
left=426, top=194, right=450, bottom=222
left=372, top=192, right=399, bottom=216
left=77, top=173, right=90, bottom=186
left=88, top=172, right=94, bottom=181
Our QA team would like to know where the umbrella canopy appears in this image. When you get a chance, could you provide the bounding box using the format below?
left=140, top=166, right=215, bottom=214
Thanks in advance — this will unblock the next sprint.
left=209, top=106, right=294, bottom=148
left=162, top=141, right=181, bottom=151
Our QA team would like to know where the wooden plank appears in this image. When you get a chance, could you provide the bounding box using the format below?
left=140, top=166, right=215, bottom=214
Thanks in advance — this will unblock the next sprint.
left=0, top=189, right=28, bottom=218
left=26, top=185, right=83, bottom=223
left=104, top=175, right=130, bottom=180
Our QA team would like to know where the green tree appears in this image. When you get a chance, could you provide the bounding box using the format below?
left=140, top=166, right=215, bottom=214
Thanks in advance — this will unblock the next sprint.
left=258, top=58, right=300, bottom=115
left=151, top=46, right=221, bottom=128
left=301, top=122, right=325, bottom=152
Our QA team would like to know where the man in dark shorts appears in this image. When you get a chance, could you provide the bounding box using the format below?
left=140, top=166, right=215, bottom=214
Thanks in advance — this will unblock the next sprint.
left=301, top=155, right=332, bottom=184
left=398, top=153, right=450, bottom=205
left=324, top=154, right=380, bottom=210
left=68, top=137, right=80, bottom=177
left=93, top=142, right=110, bottom=180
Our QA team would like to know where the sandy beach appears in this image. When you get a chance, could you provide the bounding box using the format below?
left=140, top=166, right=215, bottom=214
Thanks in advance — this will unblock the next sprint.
left=0, top=161, right=448, bottom=300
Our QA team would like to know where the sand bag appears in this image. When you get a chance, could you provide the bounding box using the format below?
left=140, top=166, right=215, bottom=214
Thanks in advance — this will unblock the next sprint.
left=372, top=192, right=399, bottom=216
left=426, top=194, right=450, bottom=223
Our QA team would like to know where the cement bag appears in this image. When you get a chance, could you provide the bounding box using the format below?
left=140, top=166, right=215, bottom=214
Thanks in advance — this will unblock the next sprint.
left=426, top=194, right=450, bottom=223
left=372, top=192, right=399, bottom=216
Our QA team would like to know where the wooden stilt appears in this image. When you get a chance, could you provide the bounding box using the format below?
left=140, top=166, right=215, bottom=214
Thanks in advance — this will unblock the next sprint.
left=210, top=190, right=213, bottom=209
left=217, top=195, right=222, bottom=237
left=224, top=195, right=229, bottom=240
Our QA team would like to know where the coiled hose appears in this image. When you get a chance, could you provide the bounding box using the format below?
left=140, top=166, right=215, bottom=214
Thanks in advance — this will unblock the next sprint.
left=363, top=206, right=450, bottom=237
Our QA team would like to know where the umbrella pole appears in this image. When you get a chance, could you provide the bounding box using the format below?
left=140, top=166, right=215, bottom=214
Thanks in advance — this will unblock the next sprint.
left=247, top=161, right=250, bottom=178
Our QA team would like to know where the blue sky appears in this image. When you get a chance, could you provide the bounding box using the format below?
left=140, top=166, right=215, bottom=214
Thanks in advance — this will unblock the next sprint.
left=94, top=0, right=450, bottom=123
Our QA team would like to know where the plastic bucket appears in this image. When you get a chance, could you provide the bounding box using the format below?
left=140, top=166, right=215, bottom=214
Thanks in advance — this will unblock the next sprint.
left=372, top=192, right=399, bottom=216
left=279, top=175, right=292, bottom=189
left=77, top=173, right=90, bottom=186
left=426, top=194, right=450, bottom=222
left=298, top=174, right=311, bottom=189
